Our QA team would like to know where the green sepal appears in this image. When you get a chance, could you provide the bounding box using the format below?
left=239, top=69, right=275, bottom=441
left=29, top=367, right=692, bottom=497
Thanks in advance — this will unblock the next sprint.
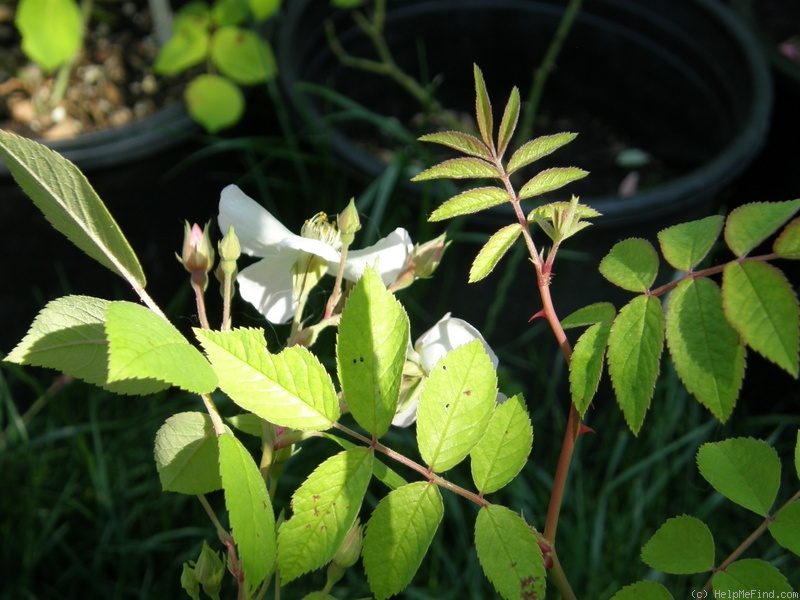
left=657, top=215, right=724, bottom=271
left=0, top=130, right=147, bottom=287
left=416, top=339, right=498, bottom=472
left=724, top=199, right=800, bottom=257
left=722, top=261, right=799, bottom=377
left=417, top=131, right=492, bottom=160
left=277, top=448, right=373, bottom=583
left=496, top=87, right=520, bottom=158
left=599, top=238, right=659, bottom=293
left=712, top=559, right=794, bottom=596
left=518, top=167, right=589, bottom=200
left=570, top=320, right=612, bottom=416
left=105, top=301, right=218, bottom=394
left=473, top=64, right=494, bottom=151
left=337, top=267, right=410, bottom=438
left=696, top=438, right=780, bottom=517
left=506, top=132, right=578, bottom=175
left=665, top=278, right=744, bottom=421
left=362, top=482, right=443, bottom=600
left=774, top=217, right=800, bottom=258
left=429, top=186, right=509, bottom=222
left=470, top=394, right=533, bottom=494
left=641, top=515, right=715, bottom=574
left=154, top=412, right=224, bottom=494
left=195, top=328, right=340, bottom=430
left=474, top=505, right=545, bottom=600
left=607, top=295, right=664, bottom=435
left=219, top=432, right=276, bottom=587
left=412, top=157, right=498, bottom=182
left=469, top=224, right=523, bottom=283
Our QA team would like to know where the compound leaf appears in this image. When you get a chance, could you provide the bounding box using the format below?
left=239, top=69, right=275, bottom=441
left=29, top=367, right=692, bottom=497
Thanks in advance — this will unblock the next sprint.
left=724, top=199, right=800, bottom=257
left=363, top=482, right=443, bottom=600
left=416, top=339, right=497, bottom=472
left=219, top=432, right=276, bottom=587
left=666, top=278, right=744, bottom=421
left=600, top=238, right=659, bottom=292
left=722, top=261, right=799, bottom=377
left=154, top=411, right=224, bottom=495
left=470, top=394, right=533, bottom=494
left=475, top=505, right=545, bottom=600
left=607, top=296, right=664, bottom=434
left=657, top=215, right=724, bottom=271
left=278, top=448, right=373, bottom=582
left=196, top=328, right=340, bottom=430
left=337, top=267, right=409, bottom=438
left=469, top=223, right=522, bottom=283
left=641, top=515, right=714, bottom=574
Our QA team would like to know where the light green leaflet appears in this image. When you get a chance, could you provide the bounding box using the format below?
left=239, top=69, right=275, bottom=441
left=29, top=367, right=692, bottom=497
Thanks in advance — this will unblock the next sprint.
left=774, top=217, right=800, bottom=258
left=362, top=482, right=443, bottom=600
left=561, top=302, right=616, bottom=329
left=211, top=26, right=276, bottom=85
left=473, top=64, right=494, bottom=150
left=506, top=132, right=578, bottom=175
left=722, top=261, right=799, bottom=377
left=16, top=0, right=82, bottom=71
left=0, top=130, right=146, bottom=288
left=469, top=224, right=522, bottom=283
left=105, top=301, right=218, bottom=394
left=768, top=501, right=800, bottom=556
left=641, top=515, right=714, bottom=574
left=469, top=394, right=533, bottom=494
left=607, top=296, right=664, bottom=435
left=518, top=167, right=588, bottom=200
left=696, top=438, right=780, bottom=517
left=6, top=295, right=166, bottom=395
left=496, top=86, right=520, bottom=158
left=337, top=267, right=409, bottom=438
left=429, top=186, right=510, bottom=222
left=416, top=339, right=498, bottom=472
left=665, top=278, right=744, bottom=421
left=412, top=157, right=498, bottom=181
left=724, top=199, right=800, bottom=257
left=196, top=327, right=340, bottom=430
left=569, top=320, right=612, bottom=416
left=712, top=559, right=794, bottom=595
left=657, top=215, right=724, bottom=271
left=154, top=411, right=224, bottom=495
left=610, top=581, right=674, bottom=600
left=474, top=505, right=545, bottom=600
left=278, top=448, right=373, bottom=582
left=417, top=131, right=492, bottom=160
left=599, top=238, right=659, bottom=293
left=219, top=432, right=276, bottom=587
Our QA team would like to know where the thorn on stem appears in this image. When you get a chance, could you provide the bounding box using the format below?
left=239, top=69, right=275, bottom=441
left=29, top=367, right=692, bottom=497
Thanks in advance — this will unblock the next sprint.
left=528, top=310, right=546, bottom=322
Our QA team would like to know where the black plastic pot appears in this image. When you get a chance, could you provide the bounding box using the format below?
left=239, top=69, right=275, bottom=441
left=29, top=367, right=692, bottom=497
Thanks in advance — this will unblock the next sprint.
left=278, top=0, right=771, bottom=225
left=276, top=0, right=773, bottom=329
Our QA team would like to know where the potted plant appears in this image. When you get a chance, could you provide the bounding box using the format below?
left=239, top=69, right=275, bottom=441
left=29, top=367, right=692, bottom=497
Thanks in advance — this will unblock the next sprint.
left=275, top=0, right=772, bottom=317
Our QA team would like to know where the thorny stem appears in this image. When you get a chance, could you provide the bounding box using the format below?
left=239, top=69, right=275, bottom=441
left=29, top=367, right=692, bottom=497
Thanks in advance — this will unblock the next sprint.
left=332, top=422, right=488, bottom=507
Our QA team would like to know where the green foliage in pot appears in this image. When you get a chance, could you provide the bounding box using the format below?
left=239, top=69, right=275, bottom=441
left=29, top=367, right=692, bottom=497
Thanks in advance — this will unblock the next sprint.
left=0, top=65, right=798, bottom=598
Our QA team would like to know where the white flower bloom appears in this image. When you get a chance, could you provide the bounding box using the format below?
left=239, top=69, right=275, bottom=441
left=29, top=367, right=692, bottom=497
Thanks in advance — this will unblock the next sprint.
left=218, top=185, right=413, bottom=324
left=392, top=313, right=498, bottom=427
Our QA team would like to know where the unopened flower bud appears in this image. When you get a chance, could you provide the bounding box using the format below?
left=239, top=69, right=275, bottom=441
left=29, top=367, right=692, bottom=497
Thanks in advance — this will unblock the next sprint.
left=337, top=198, right=361, bottom=246
left=333, top=519, right=363, bottom=569
left=217, top=224, right=240, bottom=280
left=180, top=562, right=201, bottom=600
left=393, top=233, right=450, bottom=290
left=179, top=221, right=216, bottom=274
left=194, top=541, right=225, bottom=597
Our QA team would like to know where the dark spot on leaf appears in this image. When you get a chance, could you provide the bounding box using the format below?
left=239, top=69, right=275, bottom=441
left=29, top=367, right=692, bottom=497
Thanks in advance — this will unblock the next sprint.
left=360, top=357, right=364, bottom=362
left=353, top=358, right=357, bottom=364
left=464, top=389, right=471, bottom=396
left=442, top=365, right=447, bottom=370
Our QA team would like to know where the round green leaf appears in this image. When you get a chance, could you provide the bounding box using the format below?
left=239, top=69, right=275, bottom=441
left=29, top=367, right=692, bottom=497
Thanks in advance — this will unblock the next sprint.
left=16, top=0, right=82, bottom=71
left=600, top=238, right=659, bottom=292
left=774, top=217, right=800, bottom=258
left=641, top=515, right=715, bottom=574
left=155, top=412, right=223, bottom=494
left=210, top=26, right=277, bottom=85
left=153, top=14, right=210, bottom=76
left=768, top=499, right=800, bottom=555
left=697, top=437, right=780, bottom=516
left=185, top=74, right=245, bottom=133
left=610, top=581, right=674, bottom=600
left=724, top=199, right=800, bottom=258
left=657, top=215, right=724, bottom=271
left=713, top=559, right=794, bottom=595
